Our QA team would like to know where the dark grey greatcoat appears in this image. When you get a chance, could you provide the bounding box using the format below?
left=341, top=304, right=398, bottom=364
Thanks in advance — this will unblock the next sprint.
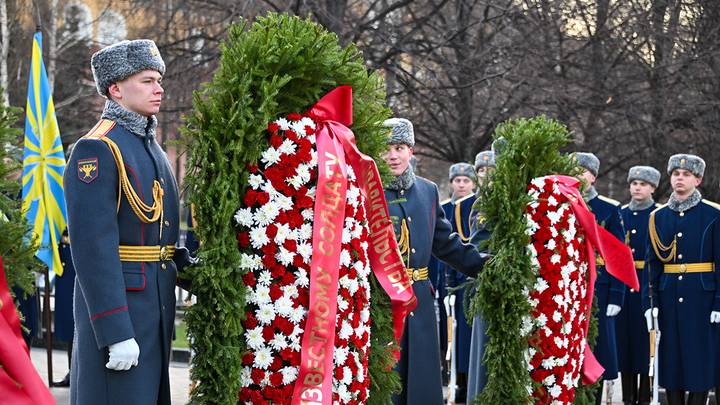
left=64, top=119, right=180, bottom=405
left=386, top=175, right=485, bottom=405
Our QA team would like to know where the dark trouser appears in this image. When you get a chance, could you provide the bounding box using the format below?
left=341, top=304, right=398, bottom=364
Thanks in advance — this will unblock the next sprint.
left=621, top=373, right=651, bottom=404
left=667, top=390, right=708, bottom=405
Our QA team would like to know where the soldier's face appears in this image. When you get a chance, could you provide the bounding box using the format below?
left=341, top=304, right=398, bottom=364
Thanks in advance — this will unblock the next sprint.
left=383, top=144, right=413, bottom=176
left=108, top=70, right=164, bottom=117
left=629, top=180, right=655, bottom=201
left=670, top=169, right=701, bottom=195
left=476, top=166, right=494, bottom=187
left=577, top=169, right=596, bottom=189
left=450, top=176, right=474, bottom=198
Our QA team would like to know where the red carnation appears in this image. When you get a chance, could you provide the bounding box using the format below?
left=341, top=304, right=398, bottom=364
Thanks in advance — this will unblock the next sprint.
left=262, top=326, right=275, bottom=341
left=256, top=192, right=270, bottom=206
left=304, top=125, right=315, bottom=135
left=242, top=272, right=257, bottom=287
left=269, top=134, right=284, bottom=148
left=243, top=312, right=258, bottom=329
left=244, top=190, right=258, bottom=207
left=237, top=231, right=250, bottom=248
left=269, top=284, right=283, bottom=300
left=251, top=368, right=265, bottom=385
left=267, top=122, right=280, bottom=134
left=266, top=224, right=278, bottom=239
left=287, top=112, right=303, bottom=121
left=269, top=372, right=283, bottom=386
left=242, top=351, right=255, bottom=366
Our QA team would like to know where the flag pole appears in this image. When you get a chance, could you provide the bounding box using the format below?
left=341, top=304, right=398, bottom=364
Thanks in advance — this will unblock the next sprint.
left=43, top=265, right=53, bottom=386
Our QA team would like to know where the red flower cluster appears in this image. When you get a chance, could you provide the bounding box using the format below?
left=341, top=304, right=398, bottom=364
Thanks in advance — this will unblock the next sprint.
left=525, top=177, right=591, bottom=404
left=235, top=114, right=372, bottom=404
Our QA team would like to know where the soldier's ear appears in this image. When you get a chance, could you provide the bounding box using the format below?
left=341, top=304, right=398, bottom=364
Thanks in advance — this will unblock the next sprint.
left=108, top=83, right=122, bottom=101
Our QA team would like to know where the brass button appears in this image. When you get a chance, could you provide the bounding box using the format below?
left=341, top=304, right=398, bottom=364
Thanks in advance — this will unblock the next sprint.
left=679, top=212, right=685, bottom=217
left=400, top=190, right=405, bottom=195
left=631, top=248, right=635, bottom=253
left=678, top=254, right=683, bottom=259
left=161, top=263, right=167, bottom=269
left=633, top=212, right=638, bottom=216
left=678, top=275, right=683, bottom=281
left=630, top=288, right=635, bottom=293
left=677, top=232, right=683, bottom=238
left=62, top=262, right=66, bottom=267
left=160, top=178, right=165, bottom=184
left=411, top=248, right=416, bottom=254
left=407, top=216, right=412, bottom=222
left=631, top=229, right=637, bottom=234
left=678, top=297, right=684, bottom=303
left=164, top=220, right=170, bottom=226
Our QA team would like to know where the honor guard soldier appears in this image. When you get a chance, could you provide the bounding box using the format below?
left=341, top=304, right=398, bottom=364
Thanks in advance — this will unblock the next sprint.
left=466, top=150, right=495, bottom=402
left=64, top=39, right=191, bottom=404
left=618, top=166, right=661, bottom=405
left=437, top=162, right=478, bottom=402
left=53, top=226, right=76, bottom=387
left=382, top=118, right=487, bottom=405
left=644, top=154, right=720, bottom=405
left=575, top=152, right=627, bottom=405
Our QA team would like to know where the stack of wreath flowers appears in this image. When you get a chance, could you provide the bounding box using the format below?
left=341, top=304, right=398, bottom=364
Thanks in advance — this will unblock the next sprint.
left=523, top=176, right=590, bottom=404
left=234, top=114, right=372, bottom=404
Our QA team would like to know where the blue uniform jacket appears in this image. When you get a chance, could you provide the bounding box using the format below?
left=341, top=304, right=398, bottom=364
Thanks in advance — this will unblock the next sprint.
left=386, top=176, right=485, bottom=405
left=439, top=193, right=475, bottom=374
left=643, top=200, right=720, bottom=391
left=588, top=194, right=626, bottom=380
left=616, top=203, right=656, bottom=374
left=64, top=119, right=180, bottom=405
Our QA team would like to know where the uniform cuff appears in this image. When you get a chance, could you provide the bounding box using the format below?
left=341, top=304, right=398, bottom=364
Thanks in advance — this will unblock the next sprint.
left=608, top=289, right=625, bottom=307
left=90, top=306, right=135, bottom=349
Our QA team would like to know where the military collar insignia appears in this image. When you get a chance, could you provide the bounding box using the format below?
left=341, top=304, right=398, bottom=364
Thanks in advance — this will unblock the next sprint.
left=385, top=165, right=416, bottom=191
left=77, top=157, right=99, bottom=183
left=628, top=198, right=655, bottom=212
left=101, top=99, right=158, bottom=139
left=667, top=189, right=701, bottom=212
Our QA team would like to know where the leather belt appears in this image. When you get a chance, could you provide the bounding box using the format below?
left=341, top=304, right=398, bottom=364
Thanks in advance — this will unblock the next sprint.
left=118, top=245, right=175, bottom=262
left=664, top=262, right=714, bottom=274
left=406, top=267, right=429, bottom=283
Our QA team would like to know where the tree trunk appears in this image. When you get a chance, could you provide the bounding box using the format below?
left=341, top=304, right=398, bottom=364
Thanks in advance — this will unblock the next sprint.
left=47, top=0, right=57, bottom=91
left=0, top=0, right=8, bottom=105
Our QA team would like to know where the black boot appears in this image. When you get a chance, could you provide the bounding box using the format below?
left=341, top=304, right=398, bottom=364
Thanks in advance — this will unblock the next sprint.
left=621, top=373, right=637, bottom=404
left=636, top=374, right=650, bottom=404
left=687, top=391, right=708, bottom=405
left=666, top=390, right=686, bottom=405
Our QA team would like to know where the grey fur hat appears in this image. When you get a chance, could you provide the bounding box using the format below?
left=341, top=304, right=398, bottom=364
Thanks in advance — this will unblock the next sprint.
left=449, top=162, right=477, bottom=182
left=574, top=152, right=600, bottom=176
left=627, top=165, right=661, bottom=187
left=383, top=118, right=415, bottom=147
left=667, top=154, right=705, bottom=177
left=91, top=39, right=165, bottom=98
left=474, top=151, right=495, bottom=170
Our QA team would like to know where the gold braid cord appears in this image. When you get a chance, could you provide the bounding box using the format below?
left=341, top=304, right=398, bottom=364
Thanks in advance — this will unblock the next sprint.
left=648, top=212, right=676, bottom=263
left=454, top=203, right=470, bottom=242
left=99, top=137, right=164, bottom=234
left=398, top=218, right=411, bottom=266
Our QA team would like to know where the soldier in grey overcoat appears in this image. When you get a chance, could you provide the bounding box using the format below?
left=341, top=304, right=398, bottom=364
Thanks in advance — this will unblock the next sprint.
left=64, top=39, right=190, bottom=405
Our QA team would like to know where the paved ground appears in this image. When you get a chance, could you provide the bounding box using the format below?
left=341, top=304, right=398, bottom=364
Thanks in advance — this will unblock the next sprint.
left=30, top=347, right=190, bottom=404
left=31, top=347, right=659, bottom=405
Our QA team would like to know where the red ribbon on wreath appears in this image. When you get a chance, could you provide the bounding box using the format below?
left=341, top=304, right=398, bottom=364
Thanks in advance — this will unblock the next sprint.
left=291, top=86, right=416, bottom=405
left=551, top=175, right=638, bottom=384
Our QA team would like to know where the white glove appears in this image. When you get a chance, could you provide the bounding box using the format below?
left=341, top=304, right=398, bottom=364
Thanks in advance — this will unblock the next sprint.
left=606, top=304, right=621, bottom=317
left=644, top=308, right=656, bottom=332
left=106, top=338, right=140, bottom=371
left=711, top=311, right=720, bottom=324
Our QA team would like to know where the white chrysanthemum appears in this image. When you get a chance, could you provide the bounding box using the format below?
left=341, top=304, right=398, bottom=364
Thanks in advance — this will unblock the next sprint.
left=346, top=278, right=359, bottom=295
left=290, top=306, right=306, bottom=324
left=240, top=253, right=261, bottom=271
left=360, top=308, right=371, bottom=323
left=531, top=178, right=545, bottom=188
left=290, top=119, right=308, bottom=136
left=281, top=366, right=299, bottom=385
left=337, top=384, right=352, bottom=403
left=550, top=254, right=561, bottom=264
left=548, top=195, right=558, bottom=206
left=276, top=247, right=295, bottom=266
left=298, top=223, right=313, bottom=241
left=296, top=164, right=311, bottom=185
left=544, top=374, right=556, bottom=386
left=338, top=320, right=354, bottom=340
left=278, top=138, right=297, bottom=155
left=283, top=284, right=298, bottom=298
left=275, top=295, right=294, bottom=317
left=542, top=357, right=557, bottom=368
left=520, top=316, right=534, bottom=336
left=351, top=222, right=364, bottom=240
left=275, top=117, right=290, bottom=131
left=334, top=346, right=349, bottom=366
left=234, top=208, right=254, bottom=227
left=300, top=116, right=315, bottom=130
left=534, top=278, right=549, bottom=293
left=296, top=243, right=312, bottom=264
left=296, top=268, right=310, bottom=287
left=240, top=367, right=253, bottom=387
left=269, top=333, right=288, bottom=350
left=346, top=165, right=356, bottom=181
left=256, top=304, right=276, bottom=325
left=342, top=226, right=352, bottom=244
left=287, top=175, right=304, bottom=190
left=310, top=149, right=318, bottom=166
left=254, top=285, right=271, bottom=305
left=245, top=326, right=265, bottom=350
left=546, top=239, right=557, bottom=251
left=354, top=323, right=367, bottom=338
left=257, top=270, right=272, bottom=286
left=337, top=296, right=349, bottom=313
left=261, top=147, right=282, bottom=166
left=249, top=226, right=270, bottom=248
left=537, top=313, right=548, bottom=326
left=339, top=250, right=351, bottom=268
left=346, top=186, right=361, bottom=208
left=253, top=347, right=273, bottom=370
left=255, top=202, right=280, bottom=226
left=248, top=174, right=264, bottom=190
left=548, top=384, right=562, bottom=398
left=273, top=194, right=293, bottom=212
left=563, top=372, right=575, bottom=388
left=341, top=366, right=353, bottom=385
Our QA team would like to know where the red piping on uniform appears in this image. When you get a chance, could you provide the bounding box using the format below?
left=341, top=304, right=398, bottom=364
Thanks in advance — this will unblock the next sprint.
left=91, top=305, right=128, bottom=320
